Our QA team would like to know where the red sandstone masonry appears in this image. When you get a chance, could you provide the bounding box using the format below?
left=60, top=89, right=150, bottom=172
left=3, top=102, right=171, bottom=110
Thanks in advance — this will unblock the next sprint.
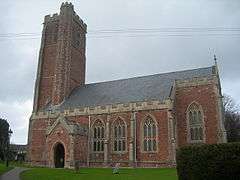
left=29, top=109, right=171, bottom=167
left=38, top=44, right=57, bottom=109
left=74, top=134, right=88, bottom=166
left=29, top=118, right=48, bottom=166
left=175, top=84, right=219, bottom=147
left=46, top=125, right=71, bottom=167
left=136, top=110, right=170, bottom=163
left=34, top=4, right=86, bottom=111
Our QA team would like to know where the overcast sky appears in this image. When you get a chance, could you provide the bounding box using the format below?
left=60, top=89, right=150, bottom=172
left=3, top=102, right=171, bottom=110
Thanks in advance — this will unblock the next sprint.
left=0, top=0, right=239, bottom=144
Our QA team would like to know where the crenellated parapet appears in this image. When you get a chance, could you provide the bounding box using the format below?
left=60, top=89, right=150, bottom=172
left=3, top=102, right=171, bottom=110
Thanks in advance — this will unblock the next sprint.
left=60, top=2, right=87, bottom=31
left=31, top=99, right=173, bottom=120
left=61, top=2, right=74, bottom=9
left=175, top=75, right=218, bottom=88
left=44, top=13, right=59, bottom=23
left=43, top=2, right=87, bottom=32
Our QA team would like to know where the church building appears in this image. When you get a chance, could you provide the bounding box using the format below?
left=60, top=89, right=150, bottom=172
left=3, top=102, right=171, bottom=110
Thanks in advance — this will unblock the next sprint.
left=28, top=2, right=227, bottom=168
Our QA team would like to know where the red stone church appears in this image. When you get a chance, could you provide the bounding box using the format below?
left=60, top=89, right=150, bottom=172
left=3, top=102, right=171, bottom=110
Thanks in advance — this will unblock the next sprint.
left=28, top=2, right=227, bottom=168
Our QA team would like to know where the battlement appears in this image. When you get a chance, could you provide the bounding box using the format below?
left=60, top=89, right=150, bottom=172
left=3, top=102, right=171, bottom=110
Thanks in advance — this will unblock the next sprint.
left=61, top=2, right=87, bottom=31
left=44, top=2, right=87, bottom=31
left=56, top=2, right=87, bottom=32
left=44, top=13, right=59, bottom=22
left=61, top=2, right=74, bottom=10
left=31, top=99, right=173, bottom=119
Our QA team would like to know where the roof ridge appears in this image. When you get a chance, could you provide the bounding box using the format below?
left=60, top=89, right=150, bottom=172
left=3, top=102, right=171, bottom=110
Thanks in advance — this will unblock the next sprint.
left=84, top=66, right=213, bottom=87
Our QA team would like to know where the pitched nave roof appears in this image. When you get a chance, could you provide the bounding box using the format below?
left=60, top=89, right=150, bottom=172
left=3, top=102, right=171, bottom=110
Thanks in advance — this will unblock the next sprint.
left=50, top=66, right=214, bottom=110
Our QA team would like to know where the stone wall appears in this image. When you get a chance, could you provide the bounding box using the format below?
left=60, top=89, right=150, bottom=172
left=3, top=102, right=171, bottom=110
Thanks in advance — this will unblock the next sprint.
left=174, top=76, right=225, bottom=147
left=28, top=99, right=175, bottom=168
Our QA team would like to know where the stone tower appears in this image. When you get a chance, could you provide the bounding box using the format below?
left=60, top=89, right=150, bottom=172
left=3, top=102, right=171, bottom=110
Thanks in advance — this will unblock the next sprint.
left=33, top=2, right=87, bottom=111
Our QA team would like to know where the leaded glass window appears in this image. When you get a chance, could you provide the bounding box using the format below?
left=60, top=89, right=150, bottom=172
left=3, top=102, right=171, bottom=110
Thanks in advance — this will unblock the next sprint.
left=143, top=116, right=157, bottom=152
left=92, top=120, right=105, bottom=152
left=188, top=103, right=204, bottom=143
left=113, top=118, right=126, bottom=152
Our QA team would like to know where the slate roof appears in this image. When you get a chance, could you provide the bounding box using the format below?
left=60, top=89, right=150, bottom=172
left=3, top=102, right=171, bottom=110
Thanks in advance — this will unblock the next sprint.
left=55, top=66, right=214, bottom=110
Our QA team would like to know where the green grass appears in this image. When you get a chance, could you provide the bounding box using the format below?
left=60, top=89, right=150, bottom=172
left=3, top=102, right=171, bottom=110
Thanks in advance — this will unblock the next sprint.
left=0, top=163, right=13, bottom=176
left=21, top=168, right=177, bottom=180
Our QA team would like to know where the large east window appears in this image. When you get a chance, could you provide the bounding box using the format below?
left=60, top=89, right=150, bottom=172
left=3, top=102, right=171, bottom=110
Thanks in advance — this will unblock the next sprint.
left=187, top=103, right=204, bottom=143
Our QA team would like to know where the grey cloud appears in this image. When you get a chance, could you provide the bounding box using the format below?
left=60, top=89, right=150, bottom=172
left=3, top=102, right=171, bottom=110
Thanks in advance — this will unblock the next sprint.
left=0, top=0, right=239, bottom=144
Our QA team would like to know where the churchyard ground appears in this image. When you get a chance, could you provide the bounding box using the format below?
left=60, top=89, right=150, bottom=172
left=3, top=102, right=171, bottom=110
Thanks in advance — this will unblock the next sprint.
left=20, top=167, right=177, bottom=180
left=0, top=163, right=13, bottom=175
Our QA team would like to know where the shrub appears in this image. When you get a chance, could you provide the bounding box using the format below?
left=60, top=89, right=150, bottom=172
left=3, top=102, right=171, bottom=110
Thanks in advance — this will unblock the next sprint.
left=176, top=143, right=240, bottom=180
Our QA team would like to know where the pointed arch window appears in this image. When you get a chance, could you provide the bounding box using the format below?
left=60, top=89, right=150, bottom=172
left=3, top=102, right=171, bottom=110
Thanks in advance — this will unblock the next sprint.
left=143, top=116, right=157, bottom=152
left=113, top=118, right=127, bottom=152
left=92, top=120, right=105, bottom=152
left=187, top=103, right=204, bottom=143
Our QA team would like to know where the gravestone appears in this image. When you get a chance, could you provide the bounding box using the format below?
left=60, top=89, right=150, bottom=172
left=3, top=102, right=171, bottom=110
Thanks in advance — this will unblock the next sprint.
left=113, top=163, right=120, bottom=174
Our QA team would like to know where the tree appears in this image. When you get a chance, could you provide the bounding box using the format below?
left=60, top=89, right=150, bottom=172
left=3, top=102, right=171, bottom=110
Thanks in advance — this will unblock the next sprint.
left=0, top=118, right=10, bottom=161
left=223, top=95, right=240, bottom=142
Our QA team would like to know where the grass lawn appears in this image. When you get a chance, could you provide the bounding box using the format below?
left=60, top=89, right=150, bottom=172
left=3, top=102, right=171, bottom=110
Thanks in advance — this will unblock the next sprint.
left=21, top=168, right=178, bottom=180
left=0, top=163, right=13, bottom=176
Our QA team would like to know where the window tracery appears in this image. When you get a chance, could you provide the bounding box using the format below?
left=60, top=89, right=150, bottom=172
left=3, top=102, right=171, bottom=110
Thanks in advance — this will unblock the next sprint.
left=187, top=103, right=204, bottom=143
left=92, top=119, right=105, bottom=152
left=143, top=116, right=157, bottom=152
left=113, top=118, right=126, bottom=152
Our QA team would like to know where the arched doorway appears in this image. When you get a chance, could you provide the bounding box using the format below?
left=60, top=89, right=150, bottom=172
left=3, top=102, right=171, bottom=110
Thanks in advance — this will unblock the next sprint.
left=54, top=143, right=65, bottom=168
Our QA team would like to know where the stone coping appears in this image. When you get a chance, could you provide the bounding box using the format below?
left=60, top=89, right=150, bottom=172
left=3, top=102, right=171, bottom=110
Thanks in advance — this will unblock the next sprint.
left=31, top=99, right=173, bottom=120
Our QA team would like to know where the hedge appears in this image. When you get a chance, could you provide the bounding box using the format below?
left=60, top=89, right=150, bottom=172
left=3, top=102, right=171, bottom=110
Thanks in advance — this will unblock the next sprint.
left=176, top=143, right=240, bottom=180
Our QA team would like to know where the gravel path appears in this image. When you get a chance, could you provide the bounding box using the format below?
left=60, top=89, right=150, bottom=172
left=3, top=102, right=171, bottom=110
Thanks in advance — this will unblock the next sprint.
left=0, top=167, right=28, bottom=180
